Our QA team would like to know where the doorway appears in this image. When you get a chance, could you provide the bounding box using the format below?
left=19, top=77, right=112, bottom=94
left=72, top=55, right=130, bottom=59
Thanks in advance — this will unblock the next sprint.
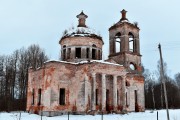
left=106, top=89, right=110, bottom=112
left=135, top=90, right=139, bottom=112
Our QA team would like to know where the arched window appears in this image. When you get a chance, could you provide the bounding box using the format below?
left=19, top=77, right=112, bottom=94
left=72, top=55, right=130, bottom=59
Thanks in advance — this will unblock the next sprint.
left=115, top=32, right=121, bottom=53
left=129, top=62, right=136, bottom=70
left=92, top=44, right=97, bottom=48
left=63, top=45, right=66, bottom=60
left=128, top=32, right=134, bottom=52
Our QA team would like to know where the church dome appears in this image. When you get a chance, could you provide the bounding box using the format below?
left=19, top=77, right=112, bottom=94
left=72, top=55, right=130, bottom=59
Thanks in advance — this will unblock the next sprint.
left=59, top=11, right=104, bottom=62
left=60, top=26, right=103, bottom=42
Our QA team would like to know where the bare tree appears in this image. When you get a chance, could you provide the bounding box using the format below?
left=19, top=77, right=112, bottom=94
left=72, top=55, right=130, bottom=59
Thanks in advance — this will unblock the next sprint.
left=175, top=73, right=180, bottom=89
left=0, top=44, right=49, bottom=111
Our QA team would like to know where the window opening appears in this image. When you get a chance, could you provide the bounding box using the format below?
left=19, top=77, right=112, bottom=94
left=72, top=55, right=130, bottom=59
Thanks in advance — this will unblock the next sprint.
left=135, top=90, right=139, bottom=111
left=98, top=50, right=101, bottom=60
left=96, top=89, right=98, bottom=105
left=92, top=44, right=96, bottom=48
left=126, top=92, right=128, bottom=106
left=59, top=88, right=65, bottom=105
left=129, top=33, right=134, bottom=52
left=32, top=89, right=34, bottom=105
left=115, top=32, right=121, bottom=53
left=92, top=49, right=96, bottom=59
left=126, top=81, right=130, bottom=86
left=38, top=89, right=41, bottom=106
left=63, top=49, right=66, bottom=60
left=135, top=90, right=137, bottom=104
left=86, top=48, right=89, bottom=58
left=117, top=90, right=119, bottom=105
left=130, top=63, right=136, bottom=70
left=106, top=89, right=110, bottom=111
left=75, top=48, right=81, bottom=58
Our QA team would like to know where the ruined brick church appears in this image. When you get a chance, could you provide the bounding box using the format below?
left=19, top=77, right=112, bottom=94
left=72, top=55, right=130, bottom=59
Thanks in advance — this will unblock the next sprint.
left=26, top=9, right=145, bottom=116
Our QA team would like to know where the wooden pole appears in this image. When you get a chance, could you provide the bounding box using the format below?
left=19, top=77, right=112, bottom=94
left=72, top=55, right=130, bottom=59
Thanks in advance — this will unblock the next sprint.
left=68, top=112, right=69, bottom=120
left=19, top=111, right=21, bottom=120
left=41, top=111, right=42, bottom=120
left=102, top=111, right=103, bottom=120
left=158, top=43, right=170, bottom=120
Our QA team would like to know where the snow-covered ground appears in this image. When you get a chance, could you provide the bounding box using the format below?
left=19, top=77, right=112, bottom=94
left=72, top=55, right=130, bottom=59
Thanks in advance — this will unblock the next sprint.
left=0, top=109, right=179, bottom=120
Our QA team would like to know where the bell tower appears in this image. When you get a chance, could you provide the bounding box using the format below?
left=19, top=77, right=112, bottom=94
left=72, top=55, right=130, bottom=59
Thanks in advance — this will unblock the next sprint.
left=108, top=9, right=142, bottom=73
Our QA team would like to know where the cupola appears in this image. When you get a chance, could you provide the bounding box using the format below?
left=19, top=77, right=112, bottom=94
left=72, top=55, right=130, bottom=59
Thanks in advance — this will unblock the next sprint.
left=76, top=11, right=88, bottom=27
left=59, top=11, right=104, bottom=62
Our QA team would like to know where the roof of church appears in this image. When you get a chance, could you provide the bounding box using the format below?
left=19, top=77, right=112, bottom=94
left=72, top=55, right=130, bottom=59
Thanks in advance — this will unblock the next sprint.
left=60, top=26, right=103, bottom=43
left=60, top=11, right=103, bottom=43
left=109, top=9, right=140, bottom=30
left=76, top=11, right=88, bottom=18
left=44, top=60, right=123, bottom=66
left=109, top=20, right=140, bottom=31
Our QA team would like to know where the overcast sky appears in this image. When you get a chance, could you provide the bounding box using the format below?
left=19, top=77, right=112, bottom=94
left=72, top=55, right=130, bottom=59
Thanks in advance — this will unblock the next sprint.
left=0, top=0, right=180, bottom=77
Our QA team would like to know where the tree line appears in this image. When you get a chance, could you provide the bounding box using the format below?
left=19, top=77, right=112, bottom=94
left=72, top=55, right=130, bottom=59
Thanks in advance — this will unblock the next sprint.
left=144, top=61, right=180, bottom=109
left=0, top=44, right=48, bottom=111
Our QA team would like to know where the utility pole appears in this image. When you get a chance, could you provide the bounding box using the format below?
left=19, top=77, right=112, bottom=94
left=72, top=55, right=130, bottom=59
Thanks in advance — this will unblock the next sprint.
left=158, top=43, right=170, bottom=120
